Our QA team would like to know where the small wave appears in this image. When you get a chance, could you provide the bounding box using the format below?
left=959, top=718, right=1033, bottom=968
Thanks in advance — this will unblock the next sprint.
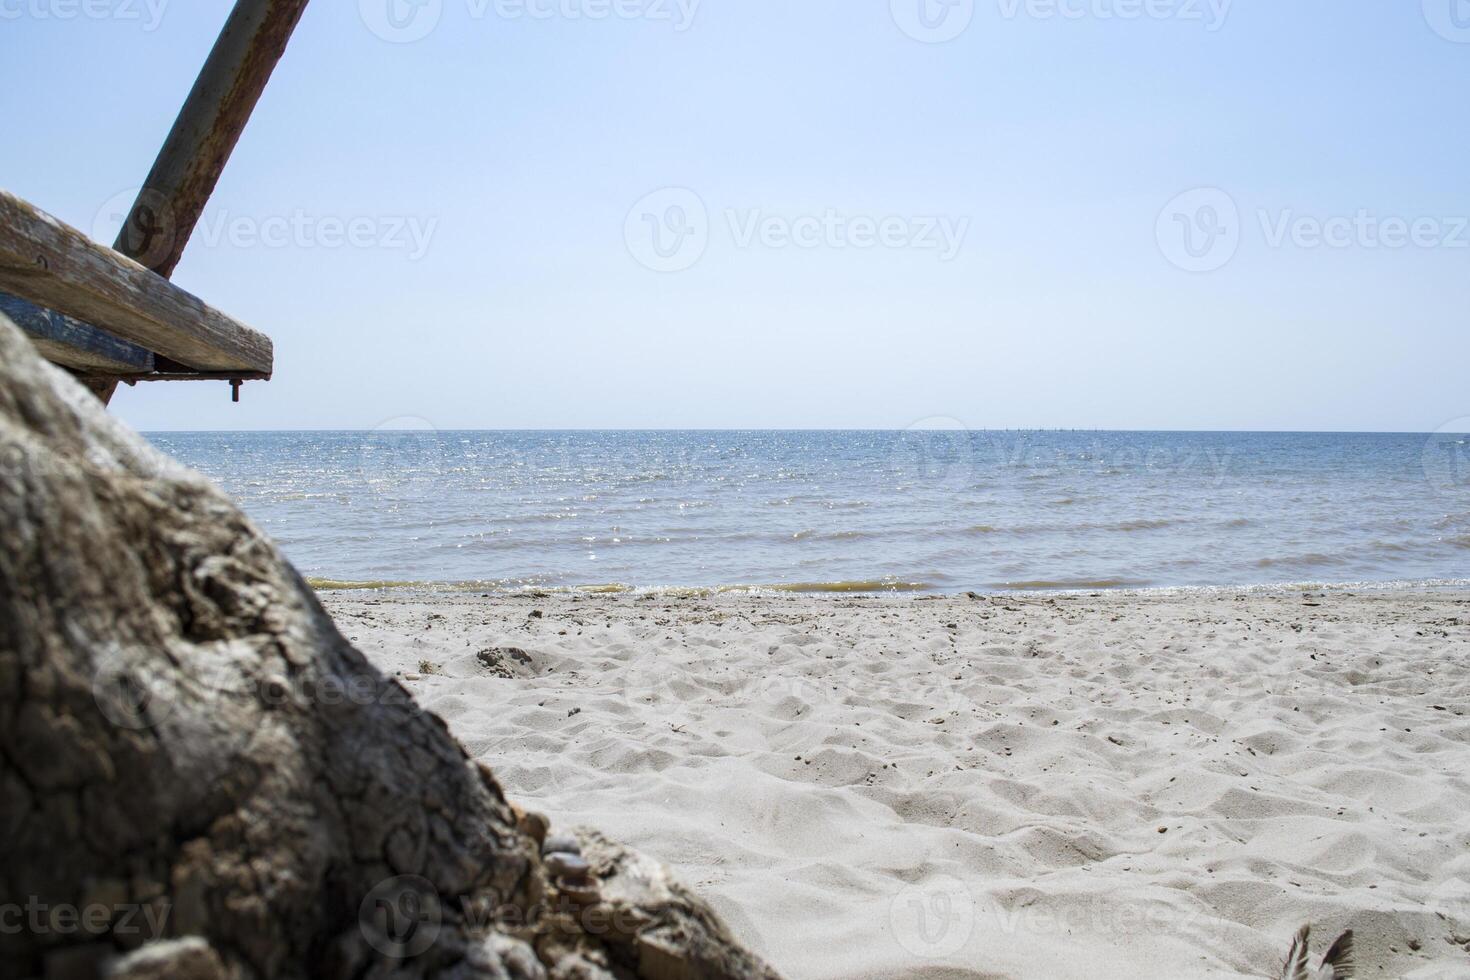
left=1062, top=578, right=1470, bottom=597
left=963, top=518, right=1181, bottom=536
left=1111, top=518, right=1180, bottom=532
left=791, top=529, right=876, bottom=542
left=308, top=578, right=420, bottom=591
left=307, top=577, right=934, bottom=595
left=493, top=511, right=583, bottom=524
left=993, top=578, right=1150, bottom=591
left=306, top=577, right=533, bottom=592
left=269, top=491, right=350, bottom=502
left=1254, top=553, right=1350, bottom=570
left=723, top=580, right=935, bottom=594
left=308, top=575, right=1470, bottom=598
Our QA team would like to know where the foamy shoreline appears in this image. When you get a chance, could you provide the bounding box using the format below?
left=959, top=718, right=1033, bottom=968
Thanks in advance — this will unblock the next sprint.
left=308, top=577, right=1470, bottom=597
left=323, top=587, right=1470, bottom=979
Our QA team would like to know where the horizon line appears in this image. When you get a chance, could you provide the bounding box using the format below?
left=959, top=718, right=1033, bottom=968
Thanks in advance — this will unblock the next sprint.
left=137, top=427, right=1468, bottom=436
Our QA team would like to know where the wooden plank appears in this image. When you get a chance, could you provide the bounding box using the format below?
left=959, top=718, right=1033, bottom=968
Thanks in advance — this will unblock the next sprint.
left=0, top=293, right=155, bottom=375
left=0, top=190, right=272, bottom=375
left=116, top=0, right=312, bottom=276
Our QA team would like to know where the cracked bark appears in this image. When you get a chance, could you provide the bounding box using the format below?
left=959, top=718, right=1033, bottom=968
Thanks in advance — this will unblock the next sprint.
left=0, top=313, right=780, bottom=980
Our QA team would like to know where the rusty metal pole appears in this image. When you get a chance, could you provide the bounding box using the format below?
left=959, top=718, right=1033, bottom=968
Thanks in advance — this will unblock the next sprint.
left=99, top=0, right=310, bottom=406
left=114, top=0, right=313, bottom=280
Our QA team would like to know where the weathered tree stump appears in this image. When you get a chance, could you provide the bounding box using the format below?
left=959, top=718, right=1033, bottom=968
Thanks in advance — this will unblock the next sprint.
left=0, top=313, right=780, bottom=980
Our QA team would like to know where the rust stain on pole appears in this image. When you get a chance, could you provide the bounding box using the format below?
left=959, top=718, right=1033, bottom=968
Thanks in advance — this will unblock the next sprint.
left=115, top=0, right=312, bottom=279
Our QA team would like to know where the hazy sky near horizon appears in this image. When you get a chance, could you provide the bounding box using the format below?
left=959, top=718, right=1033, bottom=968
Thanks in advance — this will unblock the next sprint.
left=4, top=0, right=1469, bottom=432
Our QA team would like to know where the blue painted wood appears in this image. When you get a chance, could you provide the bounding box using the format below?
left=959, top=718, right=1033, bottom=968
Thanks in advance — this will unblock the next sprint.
left=0, top=292, right=155, bottom=374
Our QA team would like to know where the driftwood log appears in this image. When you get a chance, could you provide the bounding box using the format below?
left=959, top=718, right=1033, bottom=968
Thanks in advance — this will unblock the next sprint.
left=0, top=312, right=780, bottom=980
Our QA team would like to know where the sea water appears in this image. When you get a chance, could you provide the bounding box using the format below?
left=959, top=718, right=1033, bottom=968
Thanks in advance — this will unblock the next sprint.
left=146, top=430, right=1470, bottom=593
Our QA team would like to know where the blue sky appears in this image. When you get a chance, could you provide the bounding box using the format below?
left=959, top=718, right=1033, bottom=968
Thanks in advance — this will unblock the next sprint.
left=3, top=0, right=1469, bottom=431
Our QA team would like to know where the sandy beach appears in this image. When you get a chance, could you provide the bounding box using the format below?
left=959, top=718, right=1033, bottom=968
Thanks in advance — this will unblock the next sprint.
left=320, top=587, right=1470, bottom=979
